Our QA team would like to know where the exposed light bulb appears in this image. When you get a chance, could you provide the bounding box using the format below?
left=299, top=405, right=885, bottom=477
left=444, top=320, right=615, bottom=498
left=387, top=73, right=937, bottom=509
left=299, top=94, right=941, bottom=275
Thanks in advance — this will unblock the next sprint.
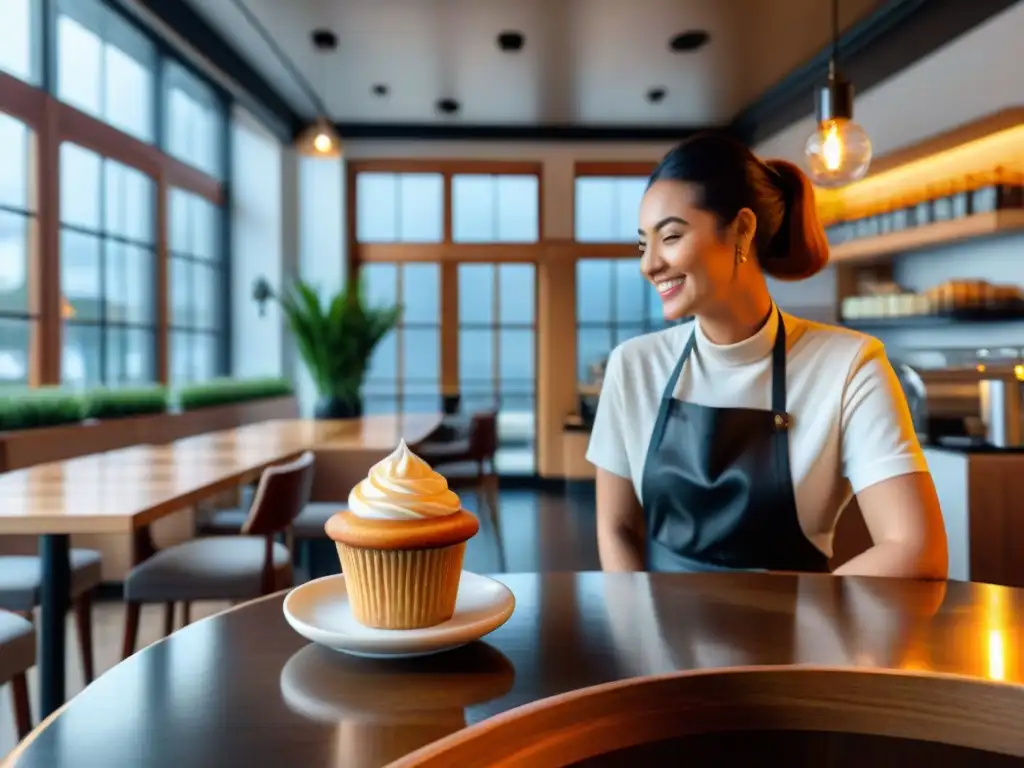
left=313, top=132, right=333, bottom=153
left=804, top=117, right=872, bottom=188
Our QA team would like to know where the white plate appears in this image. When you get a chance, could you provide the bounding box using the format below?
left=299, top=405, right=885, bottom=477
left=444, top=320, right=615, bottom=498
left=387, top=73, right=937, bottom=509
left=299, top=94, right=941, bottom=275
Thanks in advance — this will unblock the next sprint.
left=283, top=571, right=516, bottom=659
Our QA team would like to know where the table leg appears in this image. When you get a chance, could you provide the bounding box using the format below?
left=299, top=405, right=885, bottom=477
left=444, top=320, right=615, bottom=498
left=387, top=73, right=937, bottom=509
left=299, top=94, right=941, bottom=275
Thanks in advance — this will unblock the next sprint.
left=39, top=533, right=71, bottom=717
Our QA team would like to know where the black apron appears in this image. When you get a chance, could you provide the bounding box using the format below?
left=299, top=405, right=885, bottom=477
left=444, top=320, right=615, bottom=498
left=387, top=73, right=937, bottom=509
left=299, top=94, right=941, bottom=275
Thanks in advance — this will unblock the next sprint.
left=640, top=312, right=830, bottom=574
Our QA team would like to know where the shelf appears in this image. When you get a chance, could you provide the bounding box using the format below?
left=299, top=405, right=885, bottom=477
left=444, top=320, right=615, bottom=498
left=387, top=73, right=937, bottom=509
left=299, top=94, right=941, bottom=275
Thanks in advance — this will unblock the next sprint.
left=829, top=209, right=1024, bottom=264
left=842, top=310, right=1024, bottom=330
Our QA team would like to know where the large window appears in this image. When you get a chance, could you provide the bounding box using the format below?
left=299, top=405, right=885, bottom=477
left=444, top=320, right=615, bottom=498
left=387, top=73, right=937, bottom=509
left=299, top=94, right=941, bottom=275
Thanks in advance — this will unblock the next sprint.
left=0, top=0, right=40, bottom=84
left=458, top=263, right=535, bottom=473
left=56, top=0, right=156, bottom=142
left=451, top=174, right=539, bottom=242
left=0, top=113, right=36, bottom=388
left=59, top=142, right=156, bottom=386
left=169, top=188, right=226, bottom=384
left=574, top=176, right=646, bottom=242
left=361, top=262, right=441, bottom=414
left=576, top=258, right=667, bottom=383
left=165, top=60, right=224, bottom=177
left=355, top=172, right=444, bottom=243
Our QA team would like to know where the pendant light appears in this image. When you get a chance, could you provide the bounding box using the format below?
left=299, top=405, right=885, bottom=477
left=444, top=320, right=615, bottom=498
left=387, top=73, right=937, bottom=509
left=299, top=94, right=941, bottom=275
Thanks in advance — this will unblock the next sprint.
left=226, top=0, right=342, bottom=159
left=296, top=29, right=343, bottom=159
left=804, top=0, right=872, bottom=188
left=295, top=115, right=342, bottom=158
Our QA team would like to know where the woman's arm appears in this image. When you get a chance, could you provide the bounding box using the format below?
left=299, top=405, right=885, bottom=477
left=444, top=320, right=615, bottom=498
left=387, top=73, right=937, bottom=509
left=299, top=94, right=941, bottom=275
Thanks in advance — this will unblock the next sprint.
left=586, top=347, right=646, bottom=571
left=596, top=468, right=646, bottom=571
left=835, top=338, right=948, bottom=580
left=833, top=472, right=948, bottom=579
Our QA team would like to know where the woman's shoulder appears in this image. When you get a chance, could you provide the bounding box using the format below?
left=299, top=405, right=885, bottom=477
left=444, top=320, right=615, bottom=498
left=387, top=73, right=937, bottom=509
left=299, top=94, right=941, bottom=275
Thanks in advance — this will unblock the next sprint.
left=784, top=312, right=886, bottom=367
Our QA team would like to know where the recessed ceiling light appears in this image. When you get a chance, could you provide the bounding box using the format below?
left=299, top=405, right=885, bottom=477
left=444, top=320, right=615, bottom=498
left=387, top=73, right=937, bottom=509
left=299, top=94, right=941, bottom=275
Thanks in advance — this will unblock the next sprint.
left=646, top=87, right=667, bottom=104
left=310, top=29, right=338, bottom=52
left=669, top=30, right=709, bottom=52
left=436, top=98, right=460, bottom=115
left=497, top=31, right=525, bottom=52
left=371, top=83, right=389, bottom=97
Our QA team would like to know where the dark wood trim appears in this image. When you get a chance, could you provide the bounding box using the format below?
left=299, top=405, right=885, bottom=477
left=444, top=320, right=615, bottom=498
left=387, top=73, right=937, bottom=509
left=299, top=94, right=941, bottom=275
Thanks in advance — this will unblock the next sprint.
left=154, top=181, right=169, bottom=384
left=348, top=159, right=544, bottom=175
left=334, top=123, right=714, bottom=142
left=575, top=162, right=657, bottom=177
left=730, top=0, right=1022, bottom=146
left=0, top=70, right=46, bottom=126
left=35, top=98, right=61, bottom=385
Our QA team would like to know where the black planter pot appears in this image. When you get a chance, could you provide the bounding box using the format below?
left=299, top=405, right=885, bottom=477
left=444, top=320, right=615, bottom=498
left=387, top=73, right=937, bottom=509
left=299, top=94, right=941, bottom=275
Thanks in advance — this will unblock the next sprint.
left=314, top=396, right=363, bottom=419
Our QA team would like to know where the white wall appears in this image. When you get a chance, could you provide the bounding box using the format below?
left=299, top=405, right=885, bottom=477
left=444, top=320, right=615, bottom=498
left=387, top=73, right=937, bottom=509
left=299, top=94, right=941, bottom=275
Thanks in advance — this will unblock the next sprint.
left=754, top=2, right=1024, bottom=343
left=295, top=156, right=345, bottom=413
left=230, top=107, right=286, bottom=378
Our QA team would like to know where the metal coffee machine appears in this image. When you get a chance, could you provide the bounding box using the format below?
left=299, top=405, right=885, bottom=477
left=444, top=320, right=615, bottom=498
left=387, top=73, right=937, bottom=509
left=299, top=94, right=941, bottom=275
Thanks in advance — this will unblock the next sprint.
left=894, top=355, right=1024, bottom=448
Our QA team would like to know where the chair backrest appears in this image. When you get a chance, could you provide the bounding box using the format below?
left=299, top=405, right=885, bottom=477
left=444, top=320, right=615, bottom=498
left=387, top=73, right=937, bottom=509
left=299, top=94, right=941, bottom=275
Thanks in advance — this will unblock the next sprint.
left=242, top=451, right=315, bottom=536
left=468, top=412, right=498, bottom=461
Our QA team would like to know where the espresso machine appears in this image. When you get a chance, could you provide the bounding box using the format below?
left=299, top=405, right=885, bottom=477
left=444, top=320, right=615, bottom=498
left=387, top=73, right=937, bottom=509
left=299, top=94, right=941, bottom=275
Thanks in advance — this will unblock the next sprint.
left=894, top=351, right=1024, bottom=449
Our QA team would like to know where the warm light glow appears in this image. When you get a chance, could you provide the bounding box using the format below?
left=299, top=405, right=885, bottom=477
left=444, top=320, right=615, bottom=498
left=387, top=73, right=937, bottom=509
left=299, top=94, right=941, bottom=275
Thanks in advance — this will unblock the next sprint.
left=816, top=121, right=1024, bottom=222
left=821, top=122, right=843, bottom=171
left=1014, top=364, right=1024, bottom=381
left=313, top=132, right=333, bottom=154
left=296, top=119, right=342, bottom=159
left=804, top=118, right=873, bottom=189
left=982, top=584, right=1013, bottom=682
left=977, top=364, right=987, bottom=373
left=61, top=297, right=75, bottom=319
left=988, top=629, right=1006, bottom=681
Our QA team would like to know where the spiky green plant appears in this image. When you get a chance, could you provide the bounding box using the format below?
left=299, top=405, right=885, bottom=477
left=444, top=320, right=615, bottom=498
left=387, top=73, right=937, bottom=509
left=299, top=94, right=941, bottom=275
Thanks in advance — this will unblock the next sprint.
left=276, top=278, right=401, bottom=412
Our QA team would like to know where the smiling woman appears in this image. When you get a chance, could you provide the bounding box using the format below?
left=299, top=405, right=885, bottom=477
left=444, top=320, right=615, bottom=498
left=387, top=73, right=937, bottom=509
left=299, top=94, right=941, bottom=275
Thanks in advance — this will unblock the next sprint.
left=589, top=131, right=948, bottom=579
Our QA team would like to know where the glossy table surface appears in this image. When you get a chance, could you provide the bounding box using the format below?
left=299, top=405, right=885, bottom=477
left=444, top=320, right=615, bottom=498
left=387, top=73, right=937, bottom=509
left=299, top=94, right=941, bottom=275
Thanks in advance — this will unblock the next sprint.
left=0, top=414, right=442, bottom=534
left=7, top=572, right=1023, bottom=767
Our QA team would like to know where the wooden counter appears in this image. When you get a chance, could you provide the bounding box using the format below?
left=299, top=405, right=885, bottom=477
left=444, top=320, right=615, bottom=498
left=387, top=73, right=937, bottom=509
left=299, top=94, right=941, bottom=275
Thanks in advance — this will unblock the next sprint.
left=6, top=572, right=1023, bottom=767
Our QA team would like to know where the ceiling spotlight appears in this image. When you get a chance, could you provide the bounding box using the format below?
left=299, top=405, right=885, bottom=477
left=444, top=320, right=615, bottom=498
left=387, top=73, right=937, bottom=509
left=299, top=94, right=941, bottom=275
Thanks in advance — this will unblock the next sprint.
left=669, top=30, right=709, bottom=52
left=497, top=31, right=525, bottom=52
left=310, top=29, right=338, bottom=51
left=646, top=87, right=667, bottom=104
left=371, top=83, right=389, bottom=97
left=436, top=98, right=460, bottom=115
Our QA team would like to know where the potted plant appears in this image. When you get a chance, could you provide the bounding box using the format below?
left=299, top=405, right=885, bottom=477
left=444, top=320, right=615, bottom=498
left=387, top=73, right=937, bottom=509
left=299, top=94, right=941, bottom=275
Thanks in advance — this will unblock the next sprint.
left=270, top=277, right=401, bottom=419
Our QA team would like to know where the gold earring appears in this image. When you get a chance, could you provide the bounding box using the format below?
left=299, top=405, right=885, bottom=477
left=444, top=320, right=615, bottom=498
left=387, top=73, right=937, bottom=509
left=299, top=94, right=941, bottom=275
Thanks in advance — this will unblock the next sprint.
left=736, top=246, right=747, bottom=264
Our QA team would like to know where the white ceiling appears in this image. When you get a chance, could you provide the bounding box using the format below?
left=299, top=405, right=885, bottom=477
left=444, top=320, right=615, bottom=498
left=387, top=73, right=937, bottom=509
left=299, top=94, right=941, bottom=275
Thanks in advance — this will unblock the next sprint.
left=183, top=0, right=883, bottom=126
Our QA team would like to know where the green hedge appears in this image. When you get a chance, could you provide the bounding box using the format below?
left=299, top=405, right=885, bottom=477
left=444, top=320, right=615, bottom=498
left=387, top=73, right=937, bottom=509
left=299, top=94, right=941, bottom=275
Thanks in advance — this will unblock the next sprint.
left=177, top=377, right=294, bottom=410
left=0, top=388, right=85, bottom=432
left=84, top=386, right=169, bottom=420
left=0, top=378, right=293, bottom=431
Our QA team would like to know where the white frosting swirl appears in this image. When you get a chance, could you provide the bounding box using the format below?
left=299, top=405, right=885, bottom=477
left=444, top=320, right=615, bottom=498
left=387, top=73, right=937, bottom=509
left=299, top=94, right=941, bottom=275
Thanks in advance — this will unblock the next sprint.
left=347, top=440, right=461, bottom=521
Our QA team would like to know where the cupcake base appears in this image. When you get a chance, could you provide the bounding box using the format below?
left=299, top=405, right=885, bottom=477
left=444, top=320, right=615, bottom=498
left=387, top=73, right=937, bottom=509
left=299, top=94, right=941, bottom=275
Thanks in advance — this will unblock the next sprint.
left=337, top=541, right=466, bottom=630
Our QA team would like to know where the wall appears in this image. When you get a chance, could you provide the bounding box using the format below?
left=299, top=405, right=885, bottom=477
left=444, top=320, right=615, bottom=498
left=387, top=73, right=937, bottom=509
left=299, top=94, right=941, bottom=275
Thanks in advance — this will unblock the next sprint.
left=754, top=2, right=1024, bottom=352
left=230, top=106, right=286, bottom=378
left=296, top=155, right=345, bottom=414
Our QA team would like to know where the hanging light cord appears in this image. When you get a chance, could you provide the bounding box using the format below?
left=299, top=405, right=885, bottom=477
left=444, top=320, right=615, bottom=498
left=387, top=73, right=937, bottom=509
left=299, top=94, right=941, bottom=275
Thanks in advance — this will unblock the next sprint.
left=829, top=0, right=840, bottom=79
left=224, top=0, right=330, bottom=117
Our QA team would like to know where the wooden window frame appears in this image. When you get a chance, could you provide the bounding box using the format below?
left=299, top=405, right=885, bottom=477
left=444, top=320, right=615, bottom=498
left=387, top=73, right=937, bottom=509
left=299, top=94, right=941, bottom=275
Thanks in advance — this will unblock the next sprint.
left=0, top=35, right=225, bottom=386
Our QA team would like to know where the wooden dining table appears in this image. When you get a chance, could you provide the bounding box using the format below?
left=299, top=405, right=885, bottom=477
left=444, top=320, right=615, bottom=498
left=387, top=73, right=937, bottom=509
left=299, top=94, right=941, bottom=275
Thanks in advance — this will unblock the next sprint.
left=3, top=572, right=1023, bottom=767
left=0, top=414, right=443, bottom=718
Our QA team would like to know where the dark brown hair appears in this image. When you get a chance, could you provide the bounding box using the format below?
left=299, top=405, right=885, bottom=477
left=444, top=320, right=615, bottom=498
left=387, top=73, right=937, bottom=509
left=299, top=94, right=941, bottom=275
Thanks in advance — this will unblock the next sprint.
left=648, top=132, right=828, bottom=280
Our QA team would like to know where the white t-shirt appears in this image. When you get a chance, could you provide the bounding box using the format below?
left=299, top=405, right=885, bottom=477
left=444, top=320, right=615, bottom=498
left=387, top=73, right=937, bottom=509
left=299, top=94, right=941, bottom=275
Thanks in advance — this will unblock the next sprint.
left=585, top=305, right=928, bottom=557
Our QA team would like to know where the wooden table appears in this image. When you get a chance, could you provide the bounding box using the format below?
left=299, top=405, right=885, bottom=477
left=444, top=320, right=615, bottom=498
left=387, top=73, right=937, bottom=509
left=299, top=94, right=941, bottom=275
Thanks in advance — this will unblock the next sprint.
left=0, top=414, right=442, bottom=717
left=4, top=572, right=1023, bottom=767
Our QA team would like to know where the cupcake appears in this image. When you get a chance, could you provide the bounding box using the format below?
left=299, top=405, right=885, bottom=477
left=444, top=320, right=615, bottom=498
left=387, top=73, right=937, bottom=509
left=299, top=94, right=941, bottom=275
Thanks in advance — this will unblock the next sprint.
left=325, top=440, right=479, bottom=630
